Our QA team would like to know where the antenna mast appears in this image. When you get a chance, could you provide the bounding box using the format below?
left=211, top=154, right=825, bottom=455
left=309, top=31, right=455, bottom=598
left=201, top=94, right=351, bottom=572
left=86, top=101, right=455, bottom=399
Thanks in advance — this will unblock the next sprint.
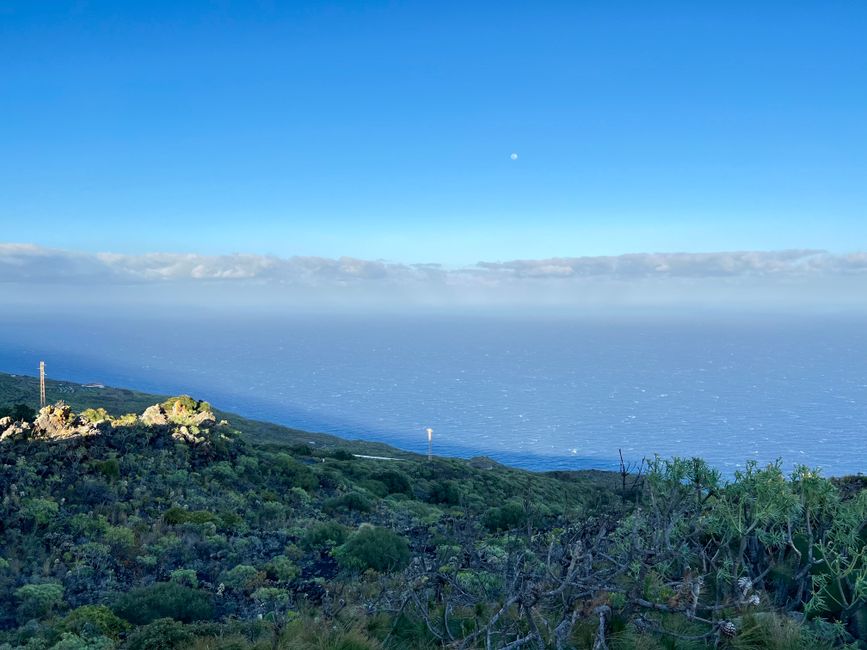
left=426, top=428, right=433, bottom=461
left=39, top=361, right=46, bottom=409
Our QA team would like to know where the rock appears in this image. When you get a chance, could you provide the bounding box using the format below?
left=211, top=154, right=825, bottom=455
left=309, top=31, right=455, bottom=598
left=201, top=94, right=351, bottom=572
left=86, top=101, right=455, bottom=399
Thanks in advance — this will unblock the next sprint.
left=0, top=416, right=12, bottom=429
left=140, top=404, right=169, bottom=426
left=0, top=420, right=32, bottom=442
left=190, top=410, right=216, bottom=428
left=34, top=403, right=74, bottom=436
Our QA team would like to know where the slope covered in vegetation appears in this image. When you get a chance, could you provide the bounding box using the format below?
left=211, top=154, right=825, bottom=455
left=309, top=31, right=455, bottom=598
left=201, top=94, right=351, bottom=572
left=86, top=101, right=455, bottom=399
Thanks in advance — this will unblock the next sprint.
left=0, top=373, right=865, bottom=649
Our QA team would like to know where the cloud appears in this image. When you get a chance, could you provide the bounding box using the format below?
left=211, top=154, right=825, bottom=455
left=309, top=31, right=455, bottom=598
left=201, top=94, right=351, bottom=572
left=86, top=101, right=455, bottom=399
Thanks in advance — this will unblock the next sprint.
left=4, top=244, right=866, bottom=284
left=1, top=244, right=865, bottom=312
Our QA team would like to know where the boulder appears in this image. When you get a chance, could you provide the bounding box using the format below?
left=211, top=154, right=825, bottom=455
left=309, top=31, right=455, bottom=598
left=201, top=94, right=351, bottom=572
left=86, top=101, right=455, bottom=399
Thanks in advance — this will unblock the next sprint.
left=140, top=404, right=169, bottom=426
left=0, top=420, right=32, bottom=442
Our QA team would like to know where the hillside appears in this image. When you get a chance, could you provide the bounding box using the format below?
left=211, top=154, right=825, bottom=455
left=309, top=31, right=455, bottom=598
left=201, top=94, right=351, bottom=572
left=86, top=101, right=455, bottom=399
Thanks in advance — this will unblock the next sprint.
left=0, top=373, right=865, bottom=649
left=0, top=373, right=426, bottom=460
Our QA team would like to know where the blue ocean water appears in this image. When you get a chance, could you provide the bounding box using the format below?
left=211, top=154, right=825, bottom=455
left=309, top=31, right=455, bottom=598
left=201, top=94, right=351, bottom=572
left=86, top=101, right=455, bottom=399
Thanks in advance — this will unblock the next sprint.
left=1, top=314, right=865, bottom=475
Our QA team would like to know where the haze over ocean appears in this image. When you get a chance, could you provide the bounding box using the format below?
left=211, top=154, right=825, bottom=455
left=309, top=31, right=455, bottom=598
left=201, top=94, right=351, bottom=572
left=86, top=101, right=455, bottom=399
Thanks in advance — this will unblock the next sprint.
left=2, top=313, right=865, bottom=476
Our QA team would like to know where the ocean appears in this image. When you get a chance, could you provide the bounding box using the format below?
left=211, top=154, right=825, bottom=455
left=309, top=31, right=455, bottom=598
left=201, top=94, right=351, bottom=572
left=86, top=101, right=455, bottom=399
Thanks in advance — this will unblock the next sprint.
left=1, top=313, right=865, bottom=475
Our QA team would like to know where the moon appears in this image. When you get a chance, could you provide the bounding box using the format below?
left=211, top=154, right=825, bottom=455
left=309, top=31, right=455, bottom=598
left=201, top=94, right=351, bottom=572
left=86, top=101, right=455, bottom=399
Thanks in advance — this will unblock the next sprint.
left=510, top=152, right=518, bottom=160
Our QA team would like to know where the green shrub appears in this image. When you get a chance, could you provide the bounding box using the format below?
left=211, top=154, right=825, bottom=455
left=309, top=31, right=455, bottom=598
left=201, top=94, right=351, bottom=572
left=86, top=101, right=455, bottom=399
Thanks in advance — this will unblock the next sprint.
left=334, top=526, right=410, bottom=573
left=104, top=525, right=135, bottom=554
left=124, top=618, right=194, bottom=650
left=0, top=403, right=36, bottom=421
left=302, top=521, right=350, bottom=550
left=274, top=454, right=318, bottom=491
left=95, top=458, right=120, bottom=480
left=428, top=480, right=462, bottom=505
left=221, top=564, right=264, bottom=591
left=266, top=555, right=299, bottom=582
left=372, top=470, right=412, bottom=495
left=330, top=449, right=355, bottom=461
left=483, top=501, right=526, bottom=531
left=163, top=507, right=221, bottom=526
left=169, top=569, right=198, bottom=588
left=325, top=492, right=372, bottom=513
left=21, top=497, right=60, bottom=527
left=50, top=632, right=115, bottom=650
left=15, top=582, right=65, bottom=620
left=112, top=583, right=214, bottom=625
left=59, top=604, right=129, bottom=639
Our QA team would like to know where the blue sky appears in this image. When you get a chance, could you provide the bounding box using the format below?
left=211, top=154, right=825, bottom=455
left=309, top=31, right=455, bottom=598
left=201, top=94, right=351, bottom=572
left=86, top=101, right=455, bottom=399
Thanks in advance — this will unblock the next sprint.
left=1, top=1, right=865, bottom=265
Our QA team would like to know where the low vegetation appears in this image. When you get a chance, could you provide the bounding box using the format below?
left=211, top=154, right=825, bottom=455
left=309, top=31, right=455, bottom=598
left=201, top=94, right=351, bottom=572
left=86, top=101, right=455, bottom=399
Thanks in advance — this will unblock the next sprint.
left=0, top=373, right=865, bottom=649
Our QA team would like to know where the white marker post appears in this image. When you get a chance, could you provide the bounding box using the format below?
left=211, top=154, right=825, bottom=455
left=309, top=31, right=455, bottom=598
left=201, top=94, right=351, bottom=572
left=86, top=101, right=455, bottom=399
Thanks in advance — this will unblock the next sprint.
left=426, top=427, right=433, bottom=461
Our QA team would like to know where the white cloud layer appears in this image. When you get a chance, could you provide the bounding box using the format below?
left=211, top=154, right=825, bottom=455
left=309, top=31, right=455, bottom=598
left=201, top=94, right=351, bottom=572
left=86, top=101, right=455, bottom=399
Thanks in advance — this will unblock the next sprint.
left=2, top=244, right=866, bottom=312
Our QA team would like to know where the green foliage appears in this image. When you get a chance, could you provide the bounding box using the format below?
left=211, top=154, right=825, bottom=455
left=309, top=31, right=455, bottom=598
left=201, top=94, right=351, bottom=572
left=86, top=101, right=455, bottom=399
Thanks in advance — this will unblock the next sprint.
left=302, top=521, right=350, bottom=549
left=371, top=470, right=412, bottom=495
left=334, top=526, right=410, bottom=573
left=428, top=479, right=461, bottom=505
left=325, top=491, right=372, bottom=513
left=221, top=564, right=265, bottom=591
left=2, top=372, right=866, bottom=650
left=59, top=605, right=130, bottom=639
left=0, top=403, right=36, bottom=421
left=15, top=582, right=65, bottom=620
left=162, top=507, right=221, bottom=526
left=124, top=618, right=194, bottom=650
left=21, top=497, right=60, bottom=527
left=265, top=556, right=299, bottom=582
left=81, top=407, right=111, bottom=423
left=483, top=501, right=525, bottom=531
left=273, top=453, right=318, bottom=491
left=112, top=583, right=214, bottom=625
left=169, top=569, right=198, bottom=588
left=95, top=458, right=120, bottom=480
left=50, top=632, right=115, bottom=649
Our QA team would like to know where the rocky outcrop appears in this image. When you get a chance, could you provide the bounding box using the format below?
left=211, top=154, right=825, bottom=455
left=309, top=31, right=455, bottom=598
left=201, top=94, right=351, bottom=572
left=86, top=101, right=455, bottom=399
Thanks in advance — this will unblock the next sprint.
left=140, top=404, right=170, bottom=426
left=33, top=403, right=101, bottom=439
left=0, top=420, right=32, bottom=441
left=1, top=397, right=223, bottom=448
left=141, top=398, right=217, bottom=429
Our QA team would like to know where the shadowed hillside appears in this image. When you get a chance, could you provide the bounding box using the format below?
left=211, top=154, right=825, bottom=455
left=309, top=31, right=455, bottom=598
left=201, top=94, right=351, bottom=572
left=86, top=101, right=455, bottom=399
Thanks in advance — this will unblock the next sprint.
left=0, top=373, right=865, bottom=649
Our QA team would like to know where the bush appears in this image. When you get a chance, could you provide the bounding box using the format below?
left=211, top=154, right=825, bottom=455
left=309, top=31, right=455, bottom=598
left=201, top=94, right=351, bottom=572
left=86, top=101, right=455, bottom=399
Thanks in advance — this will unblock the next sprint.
left=274, top=454, right=318, bottom=491
left=95, top=458, right=120, bottom=480
left=163, top=507, right=221, bottom=526
left=169, top=569, right=199, bottom=588
left=21, top=498, right=60, bottom=527
left=334, top=526, right=410, bottom=573
left=124, top=618, right=194, bottom=650
left=221, top=564, right=264, bottom=591
left=428, top=479, right=462, bottom=505
left=302, top=521, right=349, bottom=550
left=58, top=605, right=129, bottom=639
left=372, top=470, right=412, bottom=495
left=325, top=492, right=372, bottom=513
left=59, top=604, right=129, bottom=639
left=50, top=632, right=115, bottom=650
left=112, top=582, right=214, bottom=625
left=15, top=582, right=65, bottom=620
left=0, top=403, right=36, bottom=421
left=483, top=502, right=526, bottom=531
left=266, top=555, right=299, bottom=582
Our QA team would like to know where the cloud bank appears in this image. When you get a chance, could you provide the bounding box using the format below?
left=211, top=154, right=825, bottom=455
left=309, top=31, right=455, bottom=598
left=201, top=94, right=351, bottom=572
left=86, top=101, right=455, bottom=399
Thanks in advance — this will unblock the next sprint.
left=2, top=244, right=865, bottom=313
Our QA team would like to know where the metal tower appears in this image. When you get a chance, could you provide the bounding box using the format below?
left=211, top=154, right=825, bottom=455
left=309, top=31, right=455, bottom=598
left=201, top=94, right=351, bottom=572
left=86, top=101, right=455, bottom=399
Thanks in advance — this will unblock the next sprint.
left=39, top=361, right=46, bottom=409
